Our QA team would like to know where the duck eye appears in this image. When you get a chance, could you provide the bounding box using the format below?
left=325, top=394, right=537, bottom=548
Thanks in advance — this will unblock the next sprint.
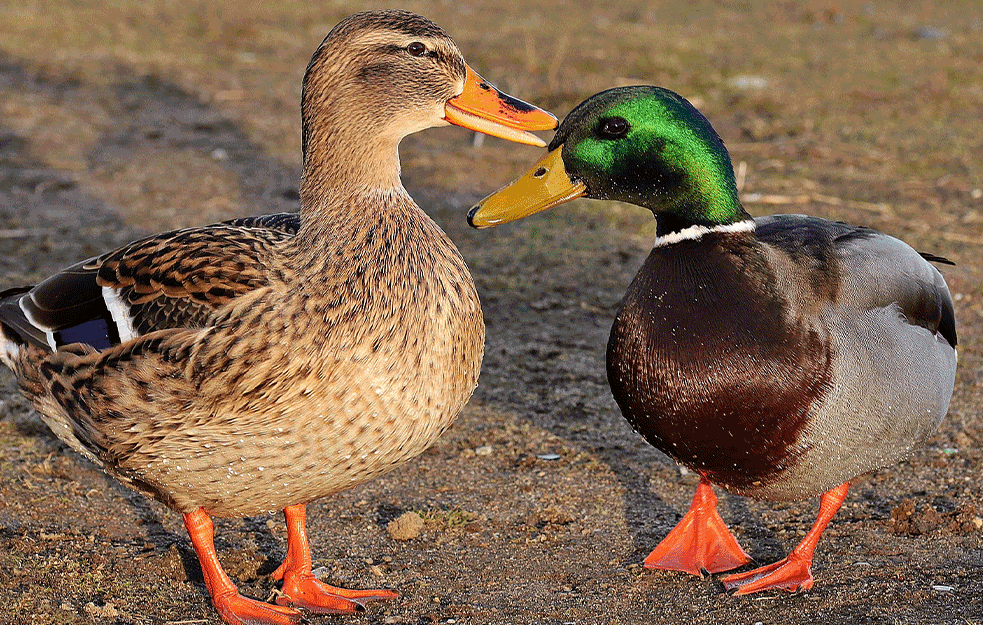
left=599, top=117, right=630, bottom=139
left=407, top=42, right=427, bottom=57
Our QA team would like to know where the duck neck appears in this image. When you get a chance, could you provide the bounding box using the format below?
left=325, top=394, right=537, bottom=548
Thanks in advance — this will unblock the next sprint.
left=297, top=47, right=408, bottom=210
left=295, top=114, right=410, bottom=255
left=654, top=209, right=749, bottom=238
left=285, top=185, right=428, bottom=288
left=652, top=189, right=751, bottom=237
left=652, top=195, right=754, bottom=246
left=640, top=128, right=750, bottom=235
left=300, top=129, right=404, bottom=206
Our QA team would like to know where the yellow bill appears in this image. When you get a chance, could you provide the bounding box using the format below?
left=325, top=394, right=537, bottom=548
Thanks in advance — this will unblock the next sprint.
left=468, top=148, right=587, bottom=228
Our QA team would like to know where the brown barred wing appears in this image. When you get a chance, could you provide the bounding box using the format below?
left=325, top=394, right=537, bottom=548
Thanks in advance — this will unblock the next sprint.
left=1, top=215, right=297, bottom=353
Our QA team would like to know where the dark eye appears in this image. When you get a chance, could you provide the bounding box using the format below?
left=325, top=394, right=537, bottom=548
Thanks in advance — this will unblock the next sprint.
left=407, top=42, right=427, bottom=57
left=599, top=117, right=630, bottom=139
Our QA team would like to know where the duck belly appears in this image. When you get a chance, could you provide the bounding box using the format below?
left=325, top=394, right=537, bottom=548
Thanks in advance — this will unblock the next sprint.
left=134, top=365, right=474, bottom=517
left=143, top=324, right=480, bottom=517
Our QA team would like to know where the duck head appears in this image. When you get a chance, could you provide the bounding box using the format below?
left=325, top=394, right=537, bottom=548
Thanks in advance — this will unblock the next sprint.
left=468, top=86, right=750, bottom=236
left=300, top=10, right=557, bottom=195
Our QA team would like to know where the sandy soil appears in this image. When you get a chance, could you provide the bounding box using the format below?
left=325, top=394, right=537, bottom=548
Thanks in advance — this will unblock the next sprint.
left=1, top=1, right=981, bottom=624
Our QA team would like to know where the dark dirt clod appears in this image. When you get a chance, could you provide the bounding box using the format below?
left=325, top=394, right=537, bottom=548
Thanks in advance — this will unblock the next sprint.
left=890, top=500, right=983, bottom=537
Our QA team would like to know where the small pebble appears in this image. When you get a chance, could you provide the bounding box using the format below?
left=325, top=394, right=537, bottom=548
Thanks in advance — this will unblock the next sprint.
left=84, top=601, right=121, bottom=618
left=474, top=445, right=494, bottom=456
left=387, top=511, right=424, bottom=540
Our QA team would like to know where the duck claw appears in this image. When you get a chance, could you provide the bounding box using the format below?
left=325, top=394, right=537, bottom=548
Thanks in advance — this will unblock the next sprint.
left=277, top=573, right=397, bottom=614
left=212, top=589, right=305, bottom=625
left=722, top=552, right=814, bottom=595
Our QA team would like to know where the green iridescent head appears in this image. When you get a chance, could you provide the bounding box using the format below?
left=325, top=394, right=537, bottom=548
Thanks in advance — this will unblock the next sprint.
left=468, top=86, right=750, bottom=232
left=554, top=86, right=746, bottom=226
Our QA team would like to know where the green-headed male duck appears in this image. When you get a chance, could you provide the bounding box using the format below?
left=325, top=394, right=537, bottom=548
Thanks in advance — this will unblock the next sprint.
left=468, top=86, right=956, bottom=594
left=0, top=10, right=557, bottom=625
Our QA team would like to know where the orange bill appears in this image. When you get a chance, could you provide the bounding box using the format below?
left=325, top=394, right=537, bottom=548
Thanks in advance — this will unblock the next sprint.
left=468, top=148, right=586, bottom=228
left=445, top=65, right=557, bottom=147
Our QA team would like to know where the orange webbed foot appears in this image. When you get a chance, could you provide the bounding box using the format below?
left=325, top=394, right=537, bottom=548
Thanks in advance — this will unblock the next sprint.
left=644, top=477, right=750, bottom=576
left=722, top=551, right=814, bottom=595
left=275, top=572, right=398, bottom=614
left=212, top=589, right=304, bottom=625
left=723, top=482, right=851, bottom=596
left=184, top=509, right=304, bottom=625
left=272, top=504, right=398, bottom=614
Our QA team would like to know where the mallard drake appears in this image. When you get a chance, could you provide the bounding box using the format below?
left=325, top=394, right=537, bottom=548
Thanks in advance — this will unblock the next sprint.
left=468, top=86, right=956, bottom=594
left=0, top=10, right=556, bottom=625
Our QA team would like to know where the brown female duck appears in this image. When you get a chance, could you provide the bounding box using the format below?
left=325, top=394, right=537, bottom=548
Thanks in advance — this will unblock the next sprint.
left=0, top=10, right=556, bottom=625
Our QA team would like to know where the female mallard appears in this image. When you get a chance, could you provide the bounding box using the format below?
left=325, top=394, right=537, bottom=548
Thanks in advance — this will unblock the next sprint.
left=0, top=10, right=556, bottom=625
left=468, top=86, right=956, bottom=595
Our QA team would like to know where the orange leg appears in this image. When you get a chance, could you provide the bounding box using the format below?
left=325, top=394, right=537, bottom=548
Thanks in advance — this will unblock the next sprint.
left=723, top=482, right=850, bottom=595
left=644, top=476, right=751, bottom=576
left=183, top=508, right=302, bottom=625
left=270, top=503, right=398, bottom=613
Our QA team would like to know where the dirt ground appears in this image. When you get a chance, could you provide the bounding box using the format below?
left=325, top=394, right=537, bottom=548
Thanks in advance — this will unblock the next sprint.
left=1, top=1, right=981, bottom=624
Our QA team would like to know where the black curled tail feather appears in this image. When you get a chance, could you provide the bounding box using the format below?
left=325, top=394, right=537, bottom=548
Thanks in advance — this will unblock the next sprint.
left=920, top=251, right=955, bottom=266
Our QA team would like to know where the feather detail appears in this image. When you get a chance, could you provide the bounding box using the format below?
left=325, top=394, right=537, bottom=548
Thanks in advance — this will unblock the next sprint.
left=919, top=251, right=955, bottom=266
left=101, top=286, right=138, bottom=343
left=0, top=215, right=299, bottom=355
left=19, top=294, right=58, bottom=351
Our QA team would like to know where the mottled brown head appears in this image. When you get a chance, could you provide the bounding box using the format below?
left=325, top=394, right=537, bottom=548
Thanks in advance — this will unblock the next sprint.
left=302, top=11, right=465, bottom=155
left=298, top=10, right=556, bottom=197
